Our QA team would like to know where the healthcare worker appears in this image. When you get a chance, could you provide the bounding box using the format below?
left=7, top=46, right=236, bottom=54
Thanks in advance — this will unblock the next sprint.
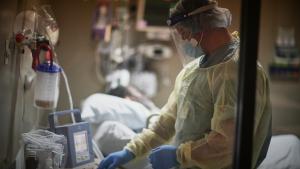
left=98, top=0, right=272, bottom=169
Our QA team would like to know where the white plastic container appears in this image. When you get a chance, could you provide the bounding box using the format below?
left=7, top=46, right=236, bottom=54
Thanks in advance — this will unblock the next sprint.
left=34, top=62, right=61, bottom=109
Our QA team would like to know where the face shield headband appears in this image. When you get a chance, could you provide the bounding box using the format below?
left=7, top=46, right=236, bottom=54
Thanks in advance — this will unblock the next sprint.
left=167, top=2, right=217, bottom=26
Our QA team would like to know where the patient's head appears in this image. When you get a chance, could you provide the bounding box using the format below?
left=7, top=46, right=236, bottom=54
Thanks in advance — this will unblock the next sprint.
left=107, top=85, right=159, bottom=112
left=107, top=85, right=145, bottom=101
left=107, top=86, right=129, bottom=98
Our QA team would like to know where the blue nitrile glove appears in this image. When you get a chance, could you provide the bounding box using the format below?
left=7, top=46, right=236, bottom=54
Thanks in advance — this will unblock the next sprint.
left=98, top=149, right=135, bottom=169
left=149, top=145, right=179, bottom=169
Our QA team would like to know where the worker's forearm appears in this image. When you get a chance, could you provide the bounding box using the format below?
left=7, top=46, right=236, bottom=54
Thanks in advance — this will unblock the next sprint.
left=125, top=112, right=176, bottom=157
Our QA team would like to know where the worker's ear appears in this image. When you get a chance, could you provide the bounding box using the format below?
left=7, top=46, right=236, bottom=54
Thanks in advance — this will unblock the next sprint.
left=192, top=31, right=205, bottom=47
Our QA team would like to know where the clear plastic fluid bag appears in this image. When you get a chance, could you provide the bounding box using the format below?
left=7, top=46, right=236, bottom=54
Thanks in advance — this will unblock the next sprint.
left=13, top=5, right=59, bottom=46
left=37, top=5, right=59, bottom=46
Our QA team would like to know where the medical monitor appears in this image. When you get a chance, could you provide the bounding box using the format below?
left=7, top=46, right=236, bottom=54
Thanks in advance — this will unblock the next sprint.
left=136, top=0, right=171, bottom=33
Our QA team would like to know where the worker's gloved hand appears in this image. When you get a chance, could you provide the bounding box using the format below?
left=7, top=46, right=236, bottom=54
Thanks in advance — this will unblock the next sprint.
left=149, top=145, right=179, bottom=169
left=98, top=149, right=135, bottom=169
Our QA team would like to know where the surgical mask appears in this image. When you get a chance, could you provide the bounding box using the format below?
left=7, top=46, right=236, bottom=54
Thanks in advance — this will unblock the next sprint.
left=171, top=29, right=205, bottom=65
left=182, top=41, right=204, bottom=58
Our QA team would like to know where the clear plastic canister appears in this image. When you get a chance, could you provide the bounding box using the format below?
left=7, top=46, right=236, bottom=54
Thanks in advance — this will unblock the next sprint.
left=34, top=62, right=61, bottom=109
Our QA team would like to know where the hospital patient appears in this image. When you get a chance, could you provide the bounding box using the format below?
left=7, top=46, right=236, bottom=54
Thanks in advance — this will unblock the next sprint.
left=81, top=86, right=159, bottom=169
left=82, top=85, right=159, bottom=131
left=107, top=85, right=160, bottom=114
left=98, top=0, right=272, bottom=169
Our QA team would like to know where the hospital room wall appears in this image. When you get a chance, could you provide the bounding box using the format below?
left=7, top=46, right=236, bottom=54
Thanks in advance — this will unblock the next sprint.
left=49, top=0, right=300, bottom=135
left=50, top=0, right=104, bottom=110
left=0, top=0, right=20, bottom=166
left=0, top=0, right=51, bottom=166
left=259, top=0, right=300, bottom=136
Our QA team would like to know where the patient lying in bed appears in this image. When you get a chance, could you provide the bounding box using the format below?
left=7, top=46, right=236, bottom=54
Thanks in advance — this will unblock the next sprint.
left=81, top=91, right=157, bottom=169
left=81, top=93, right=154, bottom=132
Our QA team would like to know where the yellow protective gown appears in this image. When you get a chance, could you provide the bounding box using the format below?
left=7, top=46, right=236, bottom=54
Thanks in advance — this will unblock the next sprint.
left=125, top=40, right=271, bottom=169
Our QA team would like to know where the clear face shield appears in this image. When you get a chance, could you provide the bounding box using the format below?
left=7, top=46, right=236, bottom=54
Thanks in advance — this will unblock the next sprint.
left=167, top=3, right=217, bottom=66
left=170, top=27, right=204, bottom=66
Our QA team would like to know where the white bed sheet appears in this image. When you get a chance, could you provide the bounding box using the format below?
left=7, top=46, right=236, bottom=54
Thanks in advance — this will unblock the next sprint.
left=258, top=134, right=300, bottom=169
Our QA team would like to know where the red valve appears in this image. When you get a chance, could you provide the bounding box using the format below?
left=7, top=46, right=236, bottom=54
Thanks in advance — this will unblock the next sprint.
left=15, top=33, right=25, bottom=43
left=32, top=43, right=54, bottom=70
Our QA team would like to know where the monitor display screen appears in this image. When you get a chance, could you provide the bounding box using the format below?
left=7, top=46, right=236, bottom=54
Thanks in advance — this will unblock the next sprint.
left=74, top=131, right=90, bottom=163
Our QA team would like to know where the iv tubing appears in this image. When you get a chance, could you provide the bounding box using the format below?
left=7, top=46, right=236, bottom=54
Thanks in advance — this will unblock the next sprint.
left=61, top=69, right=75, bottom=123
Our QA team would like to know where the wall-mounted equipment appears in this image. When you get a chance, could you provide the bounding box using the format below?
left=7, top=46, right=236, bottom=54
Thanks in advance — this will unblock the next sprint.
left=136, top=0, right=171, bottom=40
left=269, top=27, right=300, bottom=81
